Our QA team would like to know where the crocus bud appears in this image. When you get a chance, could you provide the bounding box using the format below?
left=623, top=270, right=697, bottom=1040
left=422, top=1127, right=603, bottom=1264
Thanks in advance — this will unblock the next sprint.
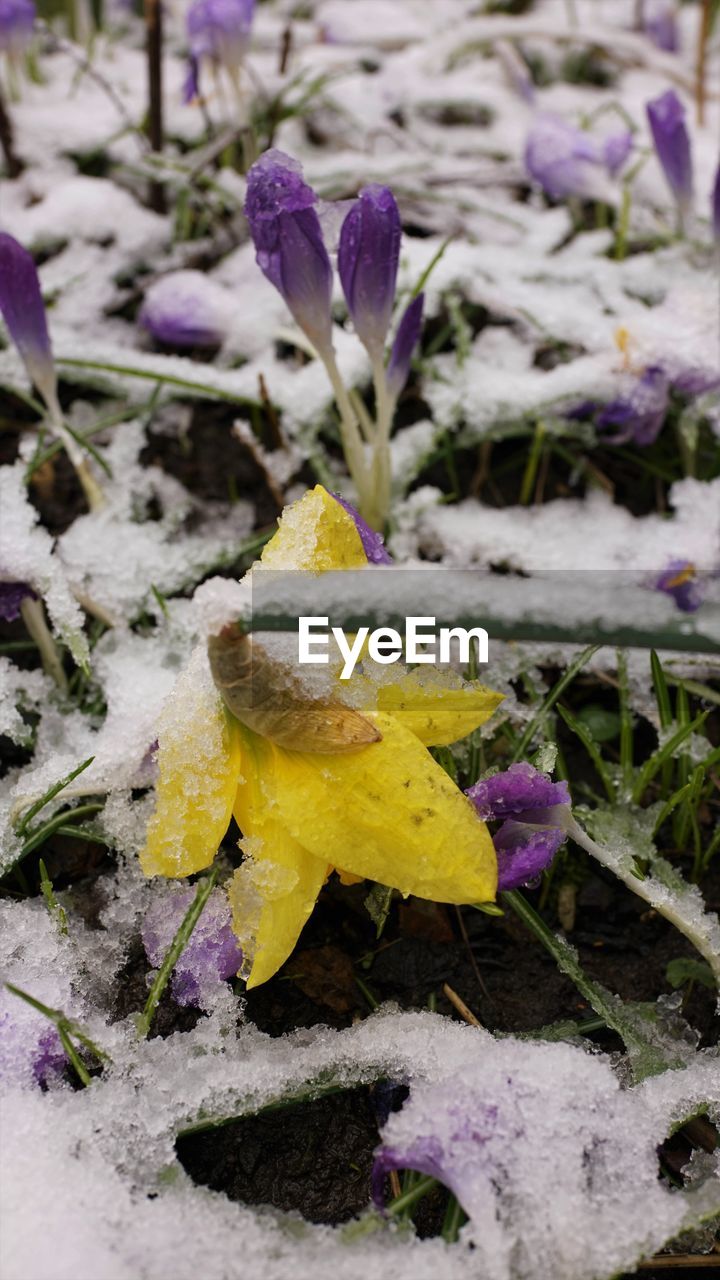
left=386, top=292, right=424, bottom=401
left=186, top=0, right=254, bottom=98
left=644, top=2, right=678, bottom=53
left=525, top=114, right=631, bottom=200
left=0, top=0, right=35, bottom=56
left=244, top=149, right=334, bottom=355
left=466, top=762, right=571, bottom=891
left=338, top=185, right=401, bottom=362
left=646, top=89, right=693, bottom=219
left=712, top=163, right=720, bottom=245
left=139, top=270, right=232, bottom=348
left=0, top=232, right=57, bottom=411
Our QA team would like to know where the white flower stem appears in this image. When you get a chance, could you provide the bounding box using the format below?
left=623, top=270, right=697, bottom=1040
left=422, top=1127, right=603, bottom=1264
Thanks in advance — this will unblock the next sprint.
left=567, top=815, right=720, bottom=993
left=318, top=347, right=375, bottom=520
left=20, top=597, right=68, bottom=692
left=46, top=395, right=105, bottom=513
left=369, top=355, right=395, bottom=532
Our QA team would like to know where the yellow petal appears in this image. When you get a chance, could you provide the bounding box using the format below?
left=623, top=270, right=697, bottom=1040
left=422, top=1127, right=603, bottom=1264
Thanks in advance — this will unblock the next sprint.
left=375, top=669, right=504, bottom=746
left=243, top=713, right=497, bottom=905
left=260, top=485, right=367, bottom=571
left=230, top=726, right=328, bottom=988
left=140, top=647, right=241, bottom=878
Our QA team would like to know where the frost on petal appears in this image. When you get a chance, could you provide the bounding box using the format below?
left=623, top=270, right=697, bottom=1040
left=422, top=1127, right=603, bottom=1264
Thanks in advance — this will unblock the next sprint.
left=142, top=883, right=242, bottom=1005
left=259, top=484, right=367, bottom=571
left=246, top=711, right=497, bottom=905
left=375, top=667, right=503, bottom=746
left=467, top=762, right=570, bottom=821
left=139, top=271, right=231, bottom=348
left=140, top=646, right=242, bottom=878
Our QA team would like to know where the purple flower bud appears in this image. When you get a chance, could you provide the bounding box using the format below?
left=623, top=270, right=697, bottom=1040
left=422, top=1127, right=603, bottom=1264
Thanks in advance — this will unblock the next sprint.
left=0, top=0, right=35, bottom=55
left=646, top=89, right=693, bottom=215
left=712, top=163, right=720, bottom=245
left=0, top=232, right=57, bottom=409
left=338, top=185, right=401, bottom=362
left=0, top=580, right=35, bottom=622
left=654, top=560, right=705, bottom=613
left=187, top=0, right=254, bottom=75
left=603, top=130, right=634, bottom=177
left=244, top=150, right=334, bottom=355
left=466, top=763, right=571, bottom=890
left=142, top=885, right=242, bottom=1007
left=386, top=292, right=424, bottom=401
left=328, top=490, right=392, bottom=563
left=139, top=271, right=230, bottom=348
left=596, top=365, right=670, bottom=446
left=644, top=3, right=679, bottom=53
left=525, top=115, right=627, bottom=200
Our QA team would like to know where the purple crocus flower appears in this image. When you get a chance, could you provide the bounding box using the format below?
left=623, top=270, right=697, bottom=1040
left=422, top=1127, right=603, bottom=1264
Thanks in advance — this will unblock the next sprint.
left=139, top=271, right=230, bottom=348
left=644, top=2, right=679, bottom=52
left=596, top=365, right=670, bottom=446
left=0, top=0, right=35, bottom=55
left=185, top=0, right=254, bottom=100
left=524, top=115, right=632, bottom=201
left=329, top=490, right=392, bottom=563
left=372, top=1087, right=507, bottom=1219
left=654, top=560, right=705, bottom=613
left=0, top=232, right=57, bottom=409
left=338, top=185, right=401, bottom=363
left=646, top=89, right=693, bottom=219
left=0, top=580, right=35, bottom=621
left=466, top=762, right=571, bottom=891
left=0, top=1006, right=66, bottom=1088
left=32, top=1027, right=67, bottom=1086
left=386, top=292, right=424, bottom=402
left=244, top=150, right=334, bottom=356
left=142, top=885, right=243, bottom=1007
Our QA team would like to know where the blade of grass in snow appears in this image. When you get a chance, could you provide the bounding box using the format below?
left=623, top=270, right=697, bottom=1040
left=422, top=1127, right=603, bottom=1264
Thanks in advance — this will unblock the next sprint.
left=557, top=703, right=615, bottom=802
left=5, top=982, right=109, bottom=1086
left=137, top=867, right=219, bottom=1038
left=14, top=757, right=95, bottom=836
left=632, top=711, right=709, bottom=804
left=38, top=859, right=68, bottom=935
left=55, top=356, right=261, bottom=407
left=510, top=645, right=600, bottom=763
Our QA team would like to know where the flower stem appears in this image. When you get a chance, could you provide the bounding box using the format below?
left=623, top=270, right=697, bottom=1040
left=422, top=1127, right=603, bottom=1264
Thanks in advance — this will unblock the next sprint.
left=46, top=398, right=106, bottom=512
left=19, top=597, right=67, bottom=691
left=369, top=356, right=394, bottom=531
left=319, top=347, right=373, bottom=520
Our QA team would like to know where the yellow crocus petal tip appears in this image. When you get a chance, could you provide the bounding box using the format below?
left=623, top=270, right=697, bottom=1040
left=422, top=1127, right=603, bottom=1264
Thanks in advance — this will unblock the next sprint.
left=376, top=668, right=504, bottom=747
left=260, top=485, right=367, bottom=571
left=140, top=647, right=241, bottom=879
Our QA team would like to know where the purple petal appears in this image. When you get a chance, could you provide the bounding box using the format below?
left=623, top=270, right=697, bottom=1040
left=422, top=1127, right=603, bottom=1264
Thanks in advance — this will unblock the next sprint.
left=494, top=822, right=567, bottom=890
left=466, top=762, right=570, bottom=822
left=0, top=232, right=56, bottom=406
left=183, top=54, right=201, bottom=104
left=712, top=164, right=720, bottom=245
left=0, top=580, right=36, bottom=622
left=372, top=1135, right=447, bottom=1210
left=644, top=4, right=679, bottom=53
left=187, top=0, right=254, bottom=67
left=524, top=115, right=603, bottom=200
left=142, top=885, right=242, bottom=1008
left=244, top=151, right=333, bottom=354
left=338, top=185, right=401, bottom=361
left=671, top=366, right=720, bottom=397
left=32, top=1027, right=67, bottom=1086
left=654, top=561, right=705, bottom=613
left=603, top=131, right=633, bottom=177
left=329, top=490, right=392, bottom=562
left=386, top=292, right=424, bottom=400
left=596, top=365, right=669, bottom=446
left=372, top=1098, right=499, bottom=1212
left=139, top=271, right=229, bottom=347
left=646, top=89, right=693, bottom=212
left=0, top=0, right=35, bottom=55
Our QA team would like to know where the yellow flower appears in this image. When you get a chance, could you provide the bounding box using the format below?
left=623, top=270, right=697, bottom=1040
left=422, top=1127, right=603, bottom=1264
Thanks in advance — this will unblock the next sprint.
left=140, top=487, right=503, bottom=988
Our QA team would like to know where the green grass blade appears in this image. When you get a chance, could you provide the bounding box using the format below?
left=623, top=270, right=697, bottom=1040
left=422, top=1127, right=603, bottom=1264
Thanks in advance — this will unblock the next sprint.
left=510, top=645, right=600, bottom=763
left=15, top=757, right=95, bottom=836
left=556, top=703, right=615, bottom=801
left=632, top=712, right=709, bottom=804
left=137, top=867, right=219, bottom=1038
